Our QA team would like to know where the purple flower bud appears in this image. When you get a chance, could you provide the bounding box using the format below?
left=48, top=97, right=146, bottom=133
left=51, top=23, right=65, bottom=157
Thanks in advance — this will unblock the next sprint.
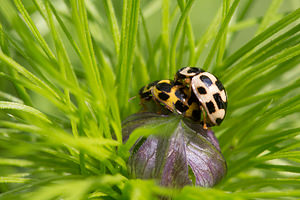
left=123, top=113, right=227, bottom=188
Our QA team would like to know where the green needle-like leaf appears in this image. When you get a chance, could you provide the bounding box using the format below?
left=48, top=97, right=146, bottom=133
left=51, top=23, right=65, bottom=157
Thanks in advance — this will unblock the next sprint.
left=0, top=1, right=299, bottom=199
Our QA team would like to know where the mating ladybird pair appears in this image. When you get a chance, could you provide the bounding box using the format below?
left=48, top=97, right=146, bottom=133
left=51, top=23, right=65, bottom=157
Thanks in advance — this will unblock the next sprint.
left=139, top=67, right=227, bottom=128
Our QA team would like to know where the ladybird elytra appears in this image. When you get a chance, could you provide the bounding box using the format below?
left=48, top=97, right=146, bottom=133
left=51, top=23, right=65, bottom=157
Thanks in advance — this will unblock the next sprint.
left=151, top=80, right=188, bottom=114
left=138, top=79, right=202, bottom=122
left=191, top=72, right=227, bottom=125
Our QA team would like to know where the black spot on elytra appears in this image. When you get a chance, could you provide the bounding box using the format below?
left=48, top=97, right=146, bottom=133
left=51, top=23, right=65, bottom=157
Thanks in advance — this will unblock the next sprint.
left=187, top=91, right=198, bottom=105
left=146, top=80, right=159, bottom=89
left=174, top=88, right=188, bottom=101
left=174, top=81, right=183, bottom=86
left=200, top=75, right=213, bottom=87
left=216, top=118, right=223, bottom=125
left=197, top=87, right=207, bottom=94
left=213, top=93, right=225, bottom=109
left=206, top=101, right=215, bottom=114
left=174, top=90, right=184, bottom=100
left=192, top=109, right=201, bottom=121
left=158, top=92, right=170, bottom=101
left=175, top=101, right=188, bottom=113
left=215, top=79, right=224, bottom=91
left=156, top=82, right=173, bottom=92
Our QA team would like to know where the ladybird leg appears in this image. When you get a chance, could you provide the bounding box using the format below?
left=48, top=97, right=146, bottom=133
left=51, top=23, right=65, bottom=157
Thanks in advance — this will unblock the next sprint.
left=139, top=99, right=147, bottom=112
left=151, top=96, right=163, bottom=114
left=200, top=106, right=208, bottom=130
left=128, top=96, right=137, bottom=102
left=154, top=99, right=162, bottom=114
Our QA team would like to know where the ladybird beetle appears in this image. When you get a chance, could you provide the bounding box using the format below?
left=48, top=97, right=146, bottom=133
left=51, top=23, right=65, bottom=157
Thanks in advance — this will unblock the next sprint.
left=139, top=80, right=201, bottom=121
left=191, top=72, right=227, bottom=126
left=174, top=67, right=228, bottom=127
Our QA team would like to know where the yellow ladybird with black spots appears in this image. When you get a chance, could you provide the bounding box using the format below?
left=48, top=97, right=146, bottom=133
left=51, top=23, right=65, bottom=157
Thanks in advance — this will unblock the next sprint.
left=138, top=80, right=201, bottom=122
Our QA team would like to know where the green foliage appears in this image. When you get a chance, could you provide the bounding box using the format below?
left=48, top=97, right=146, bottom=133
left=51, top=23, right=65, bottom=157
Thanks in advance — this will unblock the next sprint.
left=0, top=0, right=299, bottom=199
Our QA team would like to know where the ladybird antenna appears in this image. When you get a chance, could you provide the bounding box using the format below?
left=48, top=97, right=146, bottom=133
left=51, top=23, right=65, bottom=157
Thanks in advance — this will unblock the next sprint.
left=128, top=96, right=137, bottom=102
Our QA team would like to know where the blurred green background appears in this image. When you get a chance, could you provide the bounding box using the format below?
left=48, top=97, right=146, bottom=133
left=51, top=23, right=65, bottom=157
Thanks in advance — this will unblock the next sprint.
left=1, top=0, right=299, bottom=116
left=0, top=0, right=300, bottom=199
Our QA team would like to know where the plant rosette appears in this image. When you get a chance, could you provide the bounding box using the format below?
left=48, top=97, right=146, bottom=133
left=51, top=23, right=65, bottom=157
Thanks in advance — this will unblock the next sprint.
left=122, top=112, right=227, bottom=188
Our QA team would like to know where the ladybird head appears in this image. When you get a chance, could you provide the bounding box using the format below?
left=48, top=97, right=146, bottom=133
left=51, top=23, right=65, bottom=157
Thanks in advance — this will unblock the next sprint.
left=139, top=80, right=159, bottom=100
